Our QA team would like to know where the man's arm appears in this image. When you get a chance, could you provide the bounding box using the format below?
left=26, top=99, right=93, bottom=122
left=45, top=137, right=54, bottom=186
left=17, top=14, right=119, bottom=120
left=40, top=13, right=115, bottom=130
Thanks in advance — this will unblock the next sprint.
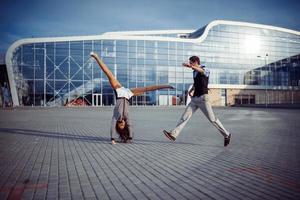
left=188, top=85, right=195, bottom=97
left=182, top=63, right=205, bottom=75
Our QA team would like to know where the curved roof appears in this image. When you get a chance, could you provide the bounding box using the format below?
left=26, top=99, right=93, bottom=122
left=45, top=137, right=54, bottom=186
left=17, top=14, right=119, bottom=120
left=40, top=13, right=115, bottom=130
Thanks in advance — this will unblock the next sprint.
left=6, top=20, right=300, bottom=56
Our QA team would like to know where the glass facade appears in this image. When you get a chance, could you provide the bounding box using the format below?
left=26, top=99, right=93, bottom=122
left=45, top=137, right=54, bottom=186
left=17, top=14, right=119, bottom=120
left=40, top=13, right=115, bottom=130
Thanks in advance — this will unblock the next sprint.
left=202, top=24, right=300, bottom=86
left=7, top=21, right=300, bottom=106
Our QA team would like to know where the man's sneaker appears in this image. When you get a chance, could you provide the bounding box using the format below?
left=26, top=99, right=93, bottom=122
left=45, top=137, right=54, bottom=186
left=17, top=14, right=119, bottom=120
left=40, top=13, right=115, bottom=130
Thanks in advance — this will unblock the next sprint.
left=224, top=133, right=231, bottom=147
left=163, top=130, right=176, bottom=142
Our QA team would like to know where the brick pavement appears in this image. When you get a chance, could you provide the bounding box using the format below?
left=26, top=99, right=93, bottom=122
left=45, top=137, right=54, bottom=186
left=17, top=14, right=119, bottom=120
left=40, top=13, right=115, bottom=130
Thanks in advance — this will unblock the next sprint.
left=0, top=107, right=300, bottom=200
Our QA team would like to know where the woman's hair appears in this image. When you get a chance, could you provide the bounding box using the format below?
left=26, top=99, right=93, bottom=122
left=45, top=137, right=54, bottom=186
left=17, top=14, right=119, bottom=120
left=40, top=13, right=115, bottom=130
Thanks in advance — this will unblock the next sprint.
left=189, top=56, right=200, bottom=64
left=115, top=120, right=130, bottom=142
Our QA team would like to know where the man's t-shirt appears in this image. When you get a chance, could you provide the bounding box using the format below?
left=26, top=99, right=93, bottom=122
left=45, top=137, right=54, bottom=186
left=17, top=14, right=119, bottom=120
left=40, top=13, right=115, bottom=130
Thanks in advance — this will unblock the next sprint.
left=193, top=66, right=210, bottom=97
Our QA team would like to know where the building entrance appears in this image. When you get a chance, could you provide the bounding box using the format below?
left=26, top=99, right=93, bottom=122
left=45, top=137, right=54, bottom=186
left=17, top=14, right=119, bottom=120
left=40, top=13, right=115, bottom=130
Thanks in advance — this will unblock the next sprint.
left=92, top=94, right=102, bottom=106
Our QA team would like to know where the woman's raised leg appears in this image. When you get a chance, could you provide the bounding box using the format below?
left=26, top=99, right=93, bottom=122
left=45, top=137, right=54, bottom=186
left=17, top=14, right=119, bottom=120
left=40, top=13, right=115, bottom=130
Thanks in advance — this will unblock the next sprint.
left=90, top=52, right=122, bottom=89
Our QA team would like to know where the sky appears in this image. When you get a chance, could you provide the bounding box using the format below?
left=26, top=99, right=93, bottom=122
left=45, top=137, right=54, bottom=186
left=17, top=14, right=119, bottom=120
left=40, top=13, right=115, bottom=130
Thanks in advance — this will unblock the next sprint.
left=1, top=0, right=300, bottom=55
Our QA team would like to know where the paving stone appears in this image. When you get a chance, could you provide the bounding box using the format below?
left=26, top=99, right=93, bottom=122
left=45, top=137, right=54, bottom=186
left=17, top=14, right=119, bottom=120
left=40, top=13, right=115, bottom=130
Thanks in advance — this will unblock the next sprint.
left=0, top=107, right=300, bottom=200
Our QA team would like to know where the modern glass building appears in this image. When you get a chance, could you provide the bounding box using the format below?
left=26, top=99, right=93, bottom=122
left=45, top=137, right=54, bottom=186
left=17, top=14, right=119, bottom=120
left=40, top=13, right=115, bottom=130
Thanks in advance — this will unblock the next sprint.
left=5, top=20, right=300, bottom=106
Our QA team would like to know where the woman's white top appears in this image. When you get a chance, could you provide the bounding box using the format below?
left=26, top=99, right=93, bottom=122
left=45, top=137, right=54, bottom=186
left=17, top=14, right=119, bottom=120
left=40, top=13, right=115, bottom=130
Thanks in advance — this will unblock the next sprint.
left=115, top=87, right=134, bottom=100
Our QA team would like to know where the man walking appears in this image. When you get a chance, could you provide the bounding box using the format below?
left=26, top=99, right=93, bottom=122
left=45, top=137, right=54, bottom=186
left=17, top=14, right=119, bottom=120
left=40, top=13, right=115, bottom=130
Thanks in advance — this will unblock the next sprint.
left=163, top=56, right=231, bottom=146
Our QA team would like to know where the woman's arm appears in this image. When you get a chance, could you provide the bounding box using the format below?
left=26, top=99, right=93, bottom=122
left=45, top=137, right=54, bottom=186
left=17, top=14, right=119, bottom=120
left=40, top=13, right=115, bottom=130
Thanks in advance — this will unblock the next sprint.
left=90, top=52, right=122, bottom=89
left=130, top=85, right=174, bottom=96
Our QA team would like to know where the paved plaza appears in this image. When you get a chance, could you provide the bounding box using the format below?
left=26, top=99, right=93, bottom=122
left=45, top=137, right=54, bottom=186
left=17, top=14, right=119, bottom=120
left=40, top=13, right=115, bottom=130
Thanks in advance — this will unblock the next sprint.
left=0, top=106, right=300, bottom=200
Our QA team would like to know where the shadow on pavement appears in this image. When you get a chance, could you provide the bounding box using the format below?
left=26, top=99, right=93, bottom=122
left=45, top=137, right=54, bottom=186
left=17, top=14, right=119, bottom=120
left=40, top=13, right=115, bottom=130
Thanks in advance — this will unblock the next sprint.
left=0, top=128, right=109, bottom=143
left=0, top=127, right=224, bottom=148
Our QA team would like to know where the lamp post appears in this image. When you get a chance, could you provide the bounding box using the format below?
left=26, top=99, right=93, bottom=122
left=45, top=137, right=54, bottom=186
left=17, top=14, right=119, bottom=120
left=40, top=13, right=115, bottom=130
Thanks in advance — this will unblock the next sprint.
left=257, top=54, right=269, bottom=108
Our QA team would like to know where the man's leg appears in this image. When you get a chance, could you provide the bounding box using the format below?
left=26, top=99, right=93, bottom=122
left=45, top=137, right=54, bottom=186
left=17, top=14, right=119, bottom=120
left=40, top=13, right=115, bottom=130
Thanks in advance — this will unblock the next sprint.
left=168, top=100, right=198, bottom=139
left=199, top=95, right=230, bottom=138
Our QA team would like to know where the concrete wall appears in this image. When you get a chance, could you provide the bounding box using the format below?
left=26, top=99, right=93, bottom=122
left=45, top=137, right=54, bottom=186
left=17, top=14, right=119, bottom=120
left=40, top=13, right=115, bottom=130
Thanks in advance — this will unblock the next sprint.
left=208, top=88, right=300, bottom=106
